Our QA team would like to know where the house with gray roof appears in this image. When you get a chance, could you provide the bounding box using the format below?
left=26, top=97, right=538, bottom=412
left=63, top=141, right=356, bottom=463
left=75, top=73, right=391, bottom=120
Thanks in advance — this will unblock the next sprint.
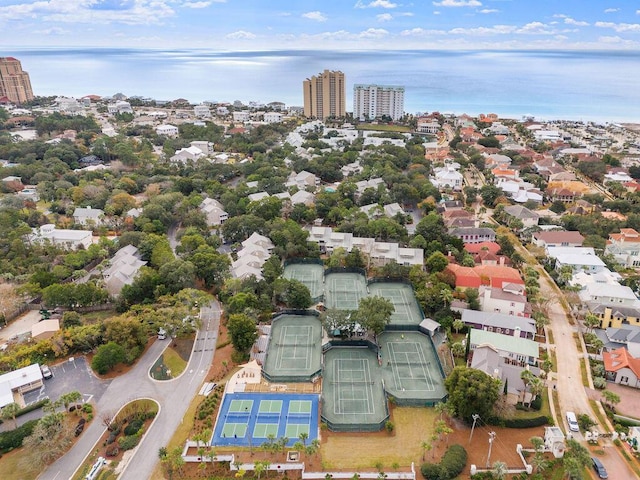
left=103, top=245, right=147, bottom=296
left=503, top=205, right=540, bottom=228
left=73, top=206, right=105, bottom=226
left=449, top=227, right=496, bottom=244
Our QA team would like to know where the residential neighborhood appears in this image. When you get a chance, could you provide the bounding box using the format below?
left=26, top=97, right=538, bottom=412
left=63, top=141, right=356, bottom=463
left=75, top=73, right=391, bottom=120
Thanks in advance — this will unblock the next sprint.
left=1, top=93, right=640, bottom=480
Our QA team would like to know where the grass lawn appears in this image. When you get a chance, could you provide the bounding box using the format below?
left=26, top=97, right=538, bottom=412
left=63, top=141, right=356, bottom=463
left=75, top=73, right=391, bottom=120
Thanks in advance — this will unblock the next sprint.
left=511, top=391, right=552, bottom=421
left=163, top=346, right=187, bottom=377
left=82, top=310, right=116, bottom=324
left=0, top=447, right=42, bottom=480
left=355, top=124, right=412, bottom=133
left=321, top=407, right=438, bottom=470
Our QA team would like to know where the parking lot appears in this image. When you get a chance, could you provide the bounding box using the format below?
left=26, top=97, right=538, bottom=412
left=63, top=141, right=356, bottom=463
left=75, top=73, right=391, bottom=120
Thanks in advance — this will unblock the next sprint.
left=1, top=356, right=112, bottom=431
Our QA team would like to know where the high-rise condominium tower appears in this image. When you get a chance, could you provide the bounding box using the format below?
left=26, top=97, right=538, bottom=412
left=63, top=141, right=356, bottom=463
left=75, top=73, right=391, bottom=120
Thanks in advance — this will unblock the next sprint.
left=353, top=84, right=404, bottom=121
left=303, top=70, right=345, bottom=120
left=0, top=57, right=34, bottom=104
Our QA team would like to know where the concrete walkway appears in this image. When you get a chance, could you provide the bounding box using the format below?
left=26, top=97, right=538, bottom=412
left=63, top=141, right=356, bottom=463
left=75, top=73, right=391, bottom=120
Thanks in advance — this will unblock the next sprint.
left=38, top=300, right=221, bottom=480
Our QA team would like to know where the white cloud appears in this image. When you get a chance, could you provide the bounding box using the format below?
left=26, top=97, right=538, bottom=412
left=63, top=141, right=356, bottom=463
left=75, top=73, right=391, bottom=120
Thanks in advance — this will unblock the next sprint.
left=35, top=27, right=70, bottom=36
left=595, top=21, right=640, bottom=32
left=449, top=24, right=516, bottom=35
left=433, top=0, right=482, bottom=7
left=377, top=13, right=393, bottom=21
left=183, top=2, right=212, bottom=8
left=225, top=30, right=256, bottom=40
left=564, top=17, right=589, bottom=27
left=355, top=0, right=398, bottom=8
left=517, top=22, right=554, bottom=35
left=604, top=8, right=619, bottom=13
left=358, top=28, right=389, bottom=38
left=0, top=0, right=177, bottom=25
left=479, top=9, right=498, bottom=14
left=400, top=27, right=447, bottom=36
left=302, top=11, right=327, bottom=22
left=433, top=10, right=441, bottom=15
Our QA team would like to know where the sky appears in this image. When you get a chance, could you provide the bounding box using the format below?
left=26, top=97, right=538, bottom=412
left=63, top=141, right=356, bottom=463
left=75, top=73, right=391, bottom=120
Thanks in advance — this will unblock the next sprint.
left=1, top=0, right=640, bottom=50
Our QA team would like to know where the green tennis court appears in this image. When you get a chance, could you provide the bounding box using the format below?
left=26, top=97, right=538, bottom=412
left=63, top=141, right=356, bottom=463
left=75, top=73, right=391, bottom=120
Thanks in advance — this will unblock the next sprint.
left=283, top=263, right=324, bottom=301
left=325, top=273, right=368, bottom=310
left=263, top=314, right=323, bottom=382
left=369, top=282, right=423, bottom=325
left=379, top=331, right=447, bottom=405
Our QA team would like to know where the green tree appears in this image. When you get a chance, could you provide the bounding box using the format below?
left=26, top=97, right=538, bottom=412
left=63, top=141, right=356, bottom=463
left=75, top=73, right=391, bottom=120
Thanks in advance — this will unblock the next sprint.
left=562, top=439, right=591, bottom=479
left=1, top=402, right=20, bottom=429
left=227, top=313, right=258, bottom=354
left=445, top=366, right=501, bottom=423
left=425, top=251, right=448, bottom=273
left=283, top=279, right=312, bottom=309
left=91, top=341, right=126, bottom=374
left=601, top=390, right=620, bottom=411
left=584, top=313, right=601, bottom=332
left=353, top=296, right=395, bottom=336
left=188, top=246, right=231, bottom=289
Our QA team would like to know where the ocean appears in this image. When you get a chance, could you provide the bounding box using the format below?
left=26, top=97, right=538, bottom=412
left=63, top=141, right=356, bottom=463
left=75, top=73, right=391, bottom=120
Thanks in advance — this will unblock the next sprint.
left=9, top=48, right=640, bottom=123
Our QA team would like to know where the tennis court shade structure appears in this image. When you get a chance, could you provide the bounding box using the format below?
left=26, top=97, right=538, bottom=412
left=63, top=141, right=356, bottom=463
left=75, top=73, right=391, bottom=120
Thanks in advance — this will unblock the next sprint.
left=211, top=393, right=319, bottom=447
left=321, top=346, right=389, bottom=432
left=283, top=263, right=324, bottom=302
left=368, top=282, right=424, bottom=326
left=378, top=331, right=447, bottom=405
left=324, top=272, right=368, bottom=311
left=262, top=315, right=323, bottom=382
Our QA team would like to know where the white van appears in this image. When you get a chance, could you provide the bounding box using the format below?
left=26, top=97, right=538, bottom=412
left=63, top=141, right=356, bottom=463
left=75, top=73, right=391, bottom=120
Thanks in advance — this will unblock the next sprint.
left=566, top=411, right=579, bottom=432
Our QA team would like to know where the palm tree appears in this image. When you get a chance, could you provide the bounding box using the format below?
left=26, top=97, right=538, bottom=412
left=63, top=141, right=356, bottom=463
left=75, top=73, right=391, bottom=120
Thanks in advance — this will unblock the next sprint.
left=254, top=461, right=267, bottom=480
left=602, top=390, right=621, bottom=411
left=452, top=319, right=464, bottom=334
left=421, top=440, right=432, bottom=461
left=298, top=431, right=309, bottom=447
left=520, top=369, right=534, bottom=404
left=1, top=402, right=20, bottom=429
left=529, top=436, right=545, bottom=473
left=492, top=461, right=507, bottom=480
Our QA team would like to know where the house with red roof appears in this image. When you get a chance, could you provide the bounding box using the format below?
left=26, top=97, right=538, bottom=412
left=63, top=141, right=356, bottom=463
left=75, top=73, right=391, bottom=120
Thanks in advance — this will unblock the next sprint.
left=603, top=347, right=640, bottom=389
left=445, top=263, right=524, bottom=289
left=463, top=241, right=501, bottom=255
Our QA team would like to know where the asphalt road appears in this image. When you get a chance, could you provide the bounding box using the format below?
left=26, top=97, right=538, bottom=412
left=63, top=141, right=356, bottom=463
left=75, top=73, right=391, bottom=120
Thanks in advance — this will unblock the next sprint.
left=530, top=258, right=636, bottom=479
left=38, top=300, right=221, bottom=480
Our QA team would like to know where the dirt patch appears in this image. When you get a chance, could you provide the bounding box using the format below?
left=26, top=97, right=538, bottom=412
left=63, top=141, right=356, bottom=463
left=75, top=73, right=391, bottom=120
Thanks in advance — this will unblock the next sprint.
left=172, top=335, right=195, bottom=362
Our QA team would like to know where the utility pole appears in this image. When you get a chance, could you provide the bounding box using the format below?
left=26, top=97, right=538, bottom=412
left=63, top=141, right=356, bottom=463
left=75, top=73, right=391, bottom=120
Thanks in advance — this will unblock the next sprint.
left=468, top=414, right=480, bottom=444
left=486, top=431, right=496, bottom=467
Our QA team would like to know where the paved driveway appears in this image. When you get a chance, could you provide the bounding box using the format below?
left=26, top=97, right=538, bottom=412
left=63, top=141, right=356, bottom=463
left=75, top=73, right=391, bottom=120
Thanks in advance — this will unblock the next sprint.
left=38, top=300, right=221, bottom=480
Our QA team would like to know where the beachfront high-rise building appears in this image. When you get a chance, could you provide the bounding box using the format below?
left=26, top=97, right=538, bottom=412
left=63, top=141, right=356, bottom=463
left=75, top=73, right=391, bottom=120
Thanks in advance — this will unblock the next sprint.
left=0, top=57, right=34, bottom=104
left=303, top=70, right=345, bottom=120
left=353, top=84, right=404, bottom=121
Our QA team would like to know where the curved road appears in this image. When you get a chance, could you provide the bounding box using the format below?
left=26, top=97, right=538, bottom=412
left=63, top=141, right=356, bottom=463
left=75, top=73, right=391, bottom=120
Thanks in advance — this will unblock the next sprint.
left=38, top=301, right=221, bottom=480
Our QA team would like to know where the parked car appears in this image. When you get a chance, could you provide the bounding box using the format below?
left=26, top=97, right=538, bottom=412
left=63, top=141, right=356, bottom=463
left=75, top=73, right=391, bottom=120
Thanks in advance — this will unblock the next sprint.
left=565, top=411, right=579, bottom=432
left=591, top=457, right=608, bottom=479
left=41, top=365, right=53, bottom=379
left=75, top=418, right=86, bottom=437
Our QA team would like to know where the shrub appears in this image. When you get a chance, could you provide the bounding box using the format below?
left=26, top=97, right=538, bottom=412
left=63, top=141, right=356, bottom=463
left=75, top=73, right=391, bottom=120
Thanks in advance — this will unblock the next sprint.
left=593, top=377, right=607, bottom=389
left=490, top=416, right=549, bottom=428
left=0, top=420, right=39, bottom=453
left=108, top=422, right=122, bottom=434
left=118, top=434, right=141, bottom=451
left=440, top=444, right=467, bottom=479
left=578, top=414, right=595, bottom=431
left=124, top=418, right=144, bottom=436
left=82, top=403, right=93, bottom=414
left=106, top=445, right=119, bottom=457
left=421, top=462, right=442, bottom=479
left=106, top=433, right=117, bottom=445
left=530, top=395, right=542, bottom=411
left=420, top=445, right=468, bottom=480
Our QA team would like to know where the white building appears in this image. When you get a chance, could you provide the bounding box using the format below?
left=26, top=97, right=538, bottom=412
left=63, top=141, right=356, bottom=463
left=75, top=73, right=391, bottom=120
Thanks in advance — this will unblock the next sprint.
left=353, top=84, right=404, bottom=121
left=285, top=170, right=318, bottom=190
left=232, top=111, right=251, bottom=123
left=0, top=364, right=44, bottom=408
left=170, top=146, right=206, bottom=164
left=200, top=197, right=228, bottom=227
left=231, top=233, right=275, bottom=280
left=263, top=112, right=283, bottom=123
left=29, top=224, right=93, bottom=250
left=431, top=165, right=463, bottom=191
left=194, top=104, right=212, bottom=118
left=416, top=118, right=440, bottom=134
left=156, top=124, right=179, bottom=137
left=107, top=101, right=133, bottom=114
left=479, top=284, right=530, bottom=317
left=605, top=228, right=640, bottom=268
